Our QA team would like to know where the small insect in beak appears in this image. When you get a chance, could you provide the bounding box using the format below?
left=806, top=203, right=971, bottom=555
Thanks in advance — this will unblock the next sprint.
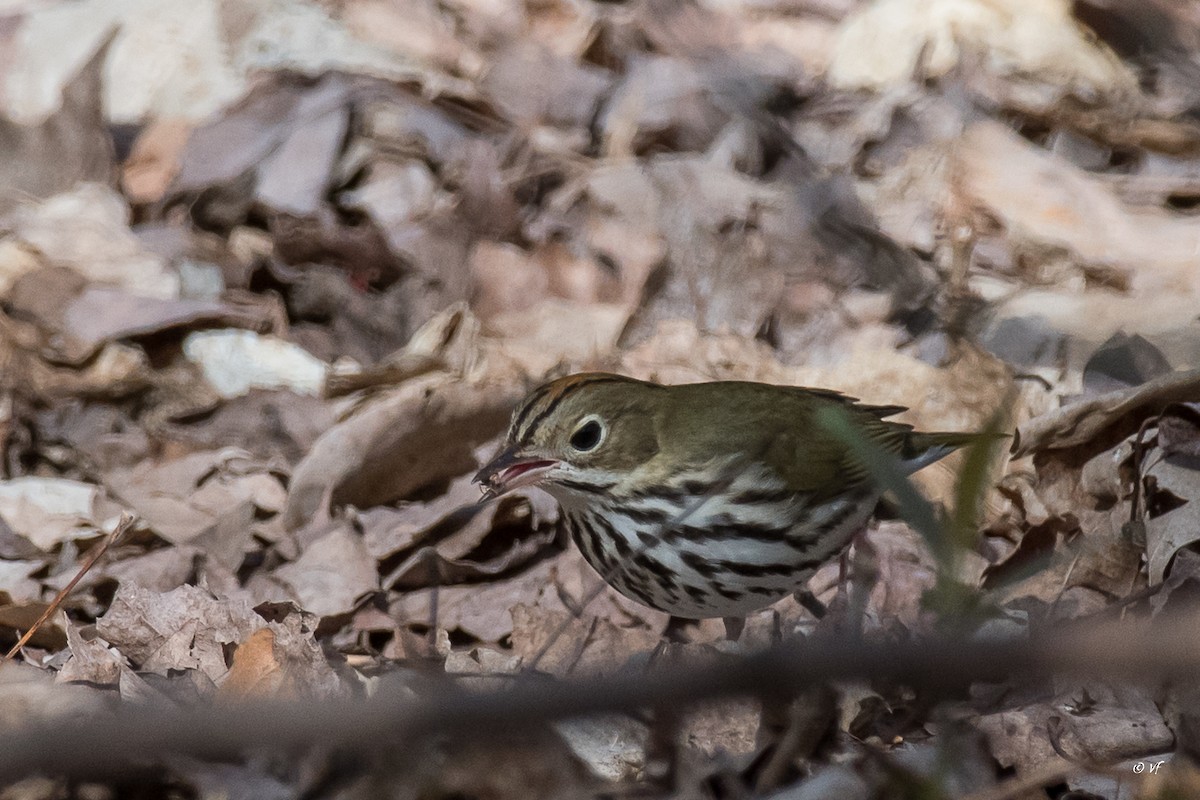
left=473, top=446, right=559, bottom=498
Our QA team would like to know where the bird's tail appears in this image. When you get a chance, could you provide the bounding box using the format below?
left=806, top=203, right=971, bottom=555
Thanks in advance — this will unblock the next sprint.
left=902, top=430, right=1006, bottom=471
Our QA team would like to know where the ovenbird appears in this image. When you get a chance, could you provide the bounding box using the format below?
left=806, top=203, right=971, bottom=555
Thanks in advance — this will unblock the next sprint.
left=474, top=373, right=979, bottom=621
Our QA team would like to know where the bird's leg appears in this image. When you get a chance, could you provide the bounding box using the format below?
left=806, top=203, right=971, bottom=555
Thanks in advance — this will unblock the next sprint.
left=845, top=528, right=879, bottom=636
left=817, top=523, right=872, bottom=635
left=794, top=589, right=827, bottom=620
left=722, top=615, right=746, bottom=642
left=663, top=616, right=694, bottom=643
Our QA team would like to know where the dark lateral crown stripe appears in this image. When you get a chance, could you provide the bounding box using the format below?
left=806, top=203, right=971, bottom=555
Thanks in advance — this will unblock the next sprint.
left=515, top=374, right=629, bottom=443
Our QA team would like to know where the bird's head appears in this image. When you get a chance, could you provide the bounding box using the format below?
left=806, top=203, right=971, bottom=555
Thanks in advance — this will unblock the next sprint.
left=473, top=373, right=663, bottom=499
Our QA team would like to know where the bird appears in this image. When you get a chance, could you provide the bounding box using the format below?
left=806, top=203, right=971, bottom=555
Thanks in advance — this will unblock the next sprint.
left=474, top=372, right=983, bottom=633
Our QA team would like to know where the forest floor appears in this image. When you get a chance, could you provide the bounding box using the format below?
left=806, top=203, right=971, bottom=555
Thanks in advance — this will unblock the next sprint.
left=3, top=0, right=1200, bottom=798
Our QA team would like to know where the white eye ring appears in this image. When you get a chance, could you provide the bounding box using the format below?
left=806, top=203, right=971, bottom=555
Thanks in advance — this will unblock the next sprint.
left=569, top=415, right=606, bottom=452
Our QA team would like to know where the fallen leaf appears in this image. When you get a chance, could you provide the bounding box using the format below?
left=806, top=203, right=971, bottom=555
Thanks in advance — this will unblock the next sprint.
left=271, top=523, right=378, bottom=619
left=182, top=330, right=328, bottom=398
left=62, top=285, right=233, bottom=356
left=510, top=602, right=662, bottom=678
left=283, top=368, right=523, bottom=527
left=1016, top=369, right=1200, bottom=456
left=829, top=0, right=1136, bottom=97
left=7, top=184, right=180, bottom=300
left=95, top=584, right=260, bottom=682
left=1145, top=445, right=1200, bottom=583
left=0, top=560, right=44, bottom=605
left=554, top=715, right=648, bottom=782
left=104, top=448, right=286, bottom=547
left=57, top=622, right=124, bottom=686
left=218, top=628, right=284, bottom=699
left=121, top=118, right=193, bottom=204
left=975, top=683, right=1173, bottom=774
left=0, top=602, right=66, bottom=651
left=0, top=35, right=113, bottom=216
left=0, top=477, right=118, bottom=551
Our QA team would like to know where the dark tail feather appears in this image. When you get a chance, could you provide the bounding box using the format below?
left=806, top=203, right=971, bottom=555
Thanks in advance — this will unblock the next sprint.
left=902, top=431, right=1006, bottom=471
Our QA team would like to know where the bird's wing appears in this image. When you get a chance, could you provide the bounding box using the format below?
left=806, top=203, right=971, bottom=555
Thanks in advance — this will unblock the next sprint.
left=762, top=397, right=917, bottom=501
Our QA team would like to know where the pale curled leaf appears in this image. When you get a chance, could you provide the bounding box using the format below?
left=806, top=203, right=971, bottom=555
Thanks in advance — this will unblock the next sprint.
left=284, top=370, right=524, bottom=529
left=1015, top=369, right=1200, bottom=457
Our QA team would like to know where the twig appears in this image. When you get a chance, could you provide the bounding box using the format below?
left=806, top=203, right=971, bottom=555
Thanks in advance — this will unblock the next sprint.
left=3, top=615, right=1200, bottom=781
left=3, top=513, right=135, bottom=661
left=422, top=546, right=442, bottom=660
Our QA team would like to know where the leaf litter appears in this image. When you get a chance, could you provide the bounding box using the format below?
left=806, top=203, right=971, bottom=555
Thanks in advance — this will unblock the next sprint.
left=2, top=0, right=1200, bottom=797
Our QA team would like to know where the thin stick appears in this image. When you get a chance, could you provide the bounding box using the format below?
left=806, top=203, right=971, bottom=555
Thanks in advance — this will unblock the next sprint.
left=3, top=513, right=135, bottom=661
left=3, top=616, right=1199, bottom=781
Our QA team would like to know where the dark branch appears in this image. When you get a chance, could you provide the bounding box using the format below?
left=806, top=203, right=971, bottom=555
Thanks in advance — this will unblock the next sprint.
left=1, top=616, right=1195, bottom=781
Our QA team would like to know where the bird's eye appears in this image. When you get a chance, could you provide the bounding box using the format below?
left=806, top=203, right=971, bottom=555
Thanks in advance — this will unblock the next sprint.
left=569, top=417, right=605, bottom=452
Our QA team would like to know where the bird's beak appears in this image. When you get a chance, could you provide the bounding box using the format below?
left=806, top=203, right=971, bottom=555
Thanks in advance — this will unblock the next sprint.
left=473, top=445, right=559, bottom=499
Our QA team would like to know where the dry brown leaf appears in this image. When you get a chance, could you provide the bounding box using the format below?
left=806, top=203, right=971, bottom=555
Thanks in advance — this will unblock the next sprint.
left=383, top=495, right=558, bottom=591
left=0, top=478, right=119, bottom=551
left=284, top=368, right=524, bottom=527
left=483, top=44, right=613, bottom=129
left=0, top=35, right=113, bottom=216
left=57, top=622, right=124, bottom=686
left=510, top=602, right=662, bottom=678
left=100, top=545, right=200, bottom=594
left=167, top=389, right=334, bottom=466
left=270, top=522, right=378, bottom=619
left=391, top=554, right=562, bottom=643
left=121, top=118, right=193, bottom=205
left=24, top=342, right=152, bottom=400
left=829, top=0, right=1137, bottom=97
left=62, top=287, right=237, bottom=356
left=256, top=106, right=350, bottom=217
left=554, top=715, right=649, bottom=782
left=599, top=56, right=729, bottom=157
left=0, top=602, right=66, bottom=651
left=6, top=185, right=181, bottom=301
left=95, top=584, right=260, bottom=682
left=0, top=561, right=44, bottom=605
left=182, top=330, right=328, bottom=399
left=681, top=698, right=762, bottom=759
left=361, top=474, right=484, bottom=560
left=218, top=628, right=284, bottom=699
left=960, top=123, right=1200, bottom=348
left=105, top=448, right=285, bottom=548
left=252, top=605, right=346, bottom=699
left=340, top=159, right=446, bottom=234
left=975, top=683, right=1173, bottom=774
left=1016, top=369, right=1200, bottom=456
left=1145, top=446, right=1200, bottom=583
left=339, top=0, right=480, bottom=75
left=469, top=241, right=552, bottom=322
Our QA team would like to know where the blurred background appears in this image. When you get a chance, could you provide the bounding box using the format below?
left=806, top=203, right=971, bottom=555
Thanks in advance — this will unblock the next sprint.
left=3, top=0, right=1200, bottom=797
